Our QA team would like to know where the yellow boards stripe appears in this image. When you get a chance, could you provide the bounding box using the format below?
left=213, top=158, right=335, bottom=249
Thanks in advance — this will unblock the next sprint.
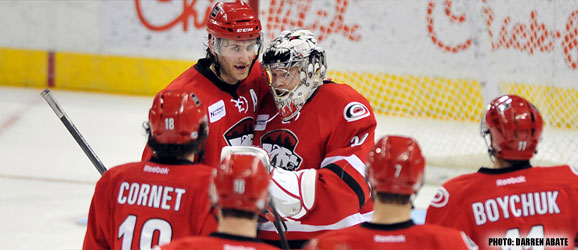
left=54, top=51, right=193, bottom=96
left=0, top=48, right=47, bottom=87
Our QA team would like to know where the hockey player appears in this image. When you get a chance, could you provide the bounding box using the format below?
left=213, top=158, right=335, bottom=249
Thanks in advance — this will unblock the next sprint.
left=304, top=135, right=478, bottom=250
left=157, top=146, right=280, bottom=250
left=83, top=90, right=216, bottom=250
left=306, top=136, right=476, bottom=249
left=142, top=0, right=269, bottom=167
left=426, top=95, right=578, bottom=249
left=255, top=28, right=377, bottom=248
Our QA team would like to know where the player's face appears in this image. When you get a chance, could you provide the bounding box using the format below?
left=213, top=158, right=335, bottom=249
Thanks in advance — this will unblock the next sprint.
left=215, top=38, right=260, bottom=85
left=269, top=66, right=300, bottom=96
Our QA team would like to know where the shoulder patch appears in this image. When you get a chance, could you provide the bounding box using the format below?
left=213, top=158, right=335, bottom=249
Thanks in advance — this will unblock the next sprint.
left=430, top=187, right=450, bottom=208
left=255, top=114, right=269, bottom=131
left=343, top=101, right=370, bottom=122
left=208, top=100, right=226, bottom=123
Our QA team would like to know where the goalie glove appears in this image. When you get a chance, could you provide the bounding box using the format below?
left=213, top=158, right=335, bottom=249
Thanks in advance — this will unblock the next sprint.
left=269, top=167, right=317, bottom=220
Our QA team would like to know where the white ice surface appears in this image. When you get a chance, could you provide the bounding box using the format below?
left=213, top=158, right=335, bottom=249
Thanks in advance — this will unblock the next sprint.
left=0, top=86, right=440, bottom=250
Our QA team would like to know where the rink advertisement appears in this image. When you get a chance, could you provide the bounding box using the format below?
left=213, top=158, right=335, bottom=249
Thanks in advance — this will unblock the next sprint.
left=0, top=0, right=577, bottom=127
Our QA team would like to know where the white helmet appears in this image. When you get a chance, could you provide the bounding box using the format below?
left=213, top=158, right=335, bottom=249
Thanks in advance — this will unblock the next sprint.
left=262, top=28, right=327, bottom=121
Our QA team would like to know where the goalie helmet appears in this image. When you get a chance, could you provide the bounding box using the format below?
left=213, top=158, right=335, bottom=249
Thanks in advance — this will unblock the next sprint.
left=211, top=146, right=271, bottom=213
left=207, top=0, right=262, bottom=41
left=148, top=90, right=208, bottom=146
left=262, top=28, right=327, bottom=121
left=366, top=136, right=425, bottom=195
left=481, top=95, right=544, bottom=160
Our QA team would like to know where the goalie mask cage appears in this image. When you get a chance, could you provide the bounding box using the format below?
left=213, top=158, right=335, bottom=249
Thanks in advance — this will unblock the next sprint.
left=257, top=0, right=578, bottom=181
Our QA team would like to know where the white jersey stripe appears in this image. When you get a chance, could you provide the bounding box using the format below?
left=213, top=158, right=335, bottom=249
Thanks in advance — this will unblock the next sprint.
left=259, top=211, right=372, bottom=233
left=320, top=154, right=366, bottom=178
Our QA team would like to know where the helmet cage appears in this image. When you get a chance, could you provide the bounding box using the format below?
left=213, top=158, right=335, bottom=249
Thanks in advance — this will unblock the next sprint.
left=262, top=29, right=326, bottom=121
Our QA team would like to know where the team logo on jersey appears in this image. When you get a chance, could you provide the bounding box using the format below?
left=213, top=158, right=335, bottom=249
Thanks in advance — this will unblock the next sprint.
left=344, top=102, right=370, bottom=122
left=224, top=117, right=254, bottom=146
left=260, top=130, right=303, bottom=171
left=231, top=96, right=249, bottom=113
left=430, top=187, right=450, bottom=208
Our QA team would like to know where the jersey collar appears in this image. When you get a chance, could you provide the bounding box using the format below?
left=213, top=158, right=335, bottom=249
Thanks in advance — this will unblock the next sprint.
left=478, top=162, right=532, bottom=174
left=209, top=232, right=264, bottom=243
left=195, top=58, right=241, bottom=99
left=360, top=220, right=415, bottom=230
left=149, top=157, right=195, bottom=165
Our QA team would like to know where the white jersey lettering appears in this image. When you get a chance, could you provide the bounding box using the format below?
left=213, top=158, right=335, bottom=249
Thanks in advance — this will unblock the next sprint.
left=473, top=191, right=560, bottom=226
left=116, top=182, right=186, bottom=211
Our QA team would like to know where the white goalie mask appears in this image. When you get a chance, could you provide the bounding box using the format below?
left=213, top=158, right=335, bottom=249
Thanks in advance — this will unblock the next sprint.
left=262, top=29, right=327, bottom=121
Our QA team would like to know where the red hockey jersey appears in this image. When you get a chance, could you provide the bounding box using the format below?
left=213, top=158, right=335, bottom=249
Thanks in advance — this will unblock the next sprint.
left=158, top=232, right=280, bottom=250
left=254, top=81, right=377, bottom=247
left=142, top=58, right=269, bottom=167
left=426, top=164, right=578, bottom=250
left=303, top=220, right=478, bottom=250
left=83, top=158, right=217, bottom=250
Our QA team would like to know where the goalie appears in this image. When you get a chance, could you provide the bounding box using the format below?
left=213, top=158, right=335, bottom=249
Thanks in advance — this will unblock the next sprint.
left=254, top=28, right=377, bottom=249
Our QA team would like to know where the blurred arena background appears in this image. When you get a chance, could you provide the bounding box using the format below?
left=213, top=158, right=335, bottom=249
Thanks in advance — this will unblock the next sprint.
left=1, top=0, right=577, bottom=249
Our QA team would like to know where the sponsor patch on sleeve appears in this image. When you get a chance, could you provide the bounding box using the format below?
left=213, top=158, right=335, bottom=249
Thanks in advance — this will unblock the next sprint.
left=343, top=102, right=370, bottom=122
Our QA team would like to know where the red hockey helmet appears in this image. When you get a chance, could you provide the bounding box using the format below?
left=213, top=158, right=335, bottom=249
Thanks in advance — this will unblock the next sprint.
left=211, top=146, right=271, bottom=213
left=366, top=136, right=425, bottom=195
left=207, top=0, right=262, bottom=40
left=148, top=90, right=207, bottom=144
left=481, top=95, right=544, bottom=160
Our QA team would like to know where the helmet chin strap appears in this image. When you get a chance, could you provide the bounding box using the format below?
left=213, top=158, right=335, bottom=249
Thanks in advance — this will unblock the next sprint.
left=209, top=63, right=227, bottom=83
left=482, top=130, right=496, bottom=163
left=207, top=35, right=222, bottom=76
left=487, top=149, right=496, bottom=163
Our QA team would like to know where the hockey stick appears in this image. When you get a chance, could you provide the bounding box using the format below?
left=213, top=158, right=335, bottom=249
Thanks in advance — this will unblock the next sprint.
left=41, top=89, right=107, bottom=175
left=268, top=201, right=289, bottom=250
